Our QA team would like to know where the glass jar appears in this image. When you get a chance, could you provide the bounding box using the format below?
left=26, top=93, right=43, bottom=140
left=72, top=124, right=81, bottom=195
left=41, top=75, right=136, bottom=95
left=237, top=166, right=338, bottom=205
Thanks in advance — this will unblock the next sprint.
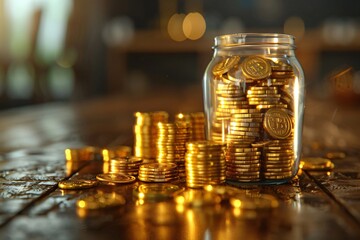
left=203, top=33, right=305, bottom=184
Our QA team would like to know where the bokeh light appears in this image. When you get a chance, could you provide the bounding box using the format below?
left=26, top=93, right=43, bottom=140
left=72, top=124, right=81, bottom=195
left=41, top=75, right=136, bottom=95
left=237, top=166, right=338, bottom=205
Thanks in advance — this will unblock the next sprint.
left=182, top=12, right=206, bottom=40
left=167, top=13, right=186, bottom=42
left=284, top=16, right=305, bottom=40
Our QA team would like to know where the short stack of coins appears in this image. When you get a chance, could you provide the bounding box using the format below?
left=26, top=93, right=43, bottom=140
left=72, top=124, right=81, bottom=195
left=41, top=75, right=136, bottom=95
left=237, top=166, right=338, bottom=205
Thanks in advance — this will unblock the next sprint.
left=227, top=110, right=263, bottom=143
left=185, top=141, right=226, bottom=188
left=134, top=111, right=168, bottom=161
left=157, top=122, right=190, bottom=178
left=138, top=163, right=179, bottom=183
left=109, top=157, right=143, bottom=176
left=225, top=142, right=261, bottom=182
left=262, top=140, right=294, bottom=180
left=211, top=55, right=295, bottom=182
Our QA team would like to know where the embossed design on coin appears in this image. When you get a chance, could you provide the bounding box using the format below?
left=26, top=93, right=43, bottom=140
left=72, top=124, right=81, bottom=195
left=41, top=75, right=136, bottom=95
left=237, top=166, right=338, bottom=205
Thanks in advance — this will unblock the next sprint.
left=241, top=56, right=271, bottom=79
left=264, top=108, right=292, bottom=139
left=212, top=56, right=240, bottom=76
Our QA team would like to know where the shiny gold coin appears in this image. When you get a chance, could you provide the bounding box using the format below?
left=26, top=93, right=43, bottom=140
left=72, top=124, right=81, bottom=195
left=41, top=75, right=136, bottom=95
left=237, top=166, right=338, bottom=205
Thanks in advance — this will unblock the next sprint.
left=96, top=173, right=136, bottom=184
left=76, top=193, right=126, bottom=210
left=300, top=157, right=335, bottom=171
left=263, top=108, right=292, bottom=139
left=226, top=159, right=261, bottom=165
left=58, top=179, right=98, bottom=190
left=138, top=176, right=178, bottom=183
left=229, top=194, right=279, bottom=209
left=241, top=56, right=271, bottom=79
left=213, top=56, right=241, bottom=75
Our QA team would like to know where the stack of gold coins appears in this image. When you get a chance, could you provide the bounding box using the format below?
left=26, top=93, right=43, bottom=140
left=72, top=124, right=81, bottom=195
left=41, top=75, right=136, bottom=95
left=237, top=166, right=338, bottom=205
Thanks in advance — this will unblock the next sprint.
left=102, top=146, right=132, bottom=161
left=134, top=111, right=169, bottom=161
left=225, top=142, right=261, bottom=182
left=211, top=81, right=249, bottom=143
left=185, top=141, right=226, bottom=188
left=157, top=122, right=190, bottom=178
left=190, top=112, right=206, bottom=141
left=138, top=163, right=179, bottom=182
left=262, top=140, right=294, bottom=180
left=227, top=111, right=263, bottom=143
left=157, top=123, right=176, bottom=163
left=109, top=157, right=143, bottom=176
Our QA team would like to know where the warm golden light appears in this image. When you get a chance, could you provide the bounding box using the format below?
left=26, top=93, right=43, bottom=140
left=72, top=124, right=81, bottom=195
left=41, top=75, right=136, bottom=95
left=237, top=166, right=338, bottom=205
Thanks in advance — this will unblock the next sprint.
left=284, top=16, right=305, bottom=40
left=167, top=13, right=187, bottom=41
left=77, top=200, right=86, bottom=208
left=183, top=12, right=206, bottom=40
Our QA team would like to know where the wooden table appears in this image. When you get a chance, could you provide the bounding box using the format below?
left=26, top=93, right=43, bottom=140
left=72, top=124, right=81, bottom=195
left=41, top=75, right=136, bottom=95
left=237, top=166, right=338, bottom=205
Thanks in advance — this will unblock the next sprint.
left=0, top=87, right=360, bottom=240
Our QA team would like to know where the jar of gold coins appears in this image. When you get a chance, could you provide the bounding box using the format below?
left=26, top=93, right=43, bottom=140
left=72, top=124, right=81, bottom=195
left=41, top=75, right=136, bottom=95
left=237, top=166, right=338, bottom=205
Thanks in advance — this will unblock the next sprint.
left=203, top=33, right=305, bottom=184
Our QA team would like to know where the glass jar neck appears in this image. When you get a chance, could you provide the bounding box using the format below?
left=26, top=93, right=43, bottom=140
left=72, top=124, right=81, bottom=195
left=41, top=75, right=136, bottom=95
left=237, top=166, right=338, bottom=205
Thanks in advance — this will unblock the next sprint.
left=213, top=33, right=296, bottom=57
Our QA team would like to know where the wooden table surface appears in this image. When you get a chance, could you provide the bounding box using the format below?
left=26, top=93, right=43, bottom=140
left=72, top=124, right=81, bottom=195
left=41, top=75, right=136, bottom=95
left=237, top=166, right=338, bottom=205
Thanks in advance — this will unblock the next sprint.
left=1, top=87, right=360, bottom=240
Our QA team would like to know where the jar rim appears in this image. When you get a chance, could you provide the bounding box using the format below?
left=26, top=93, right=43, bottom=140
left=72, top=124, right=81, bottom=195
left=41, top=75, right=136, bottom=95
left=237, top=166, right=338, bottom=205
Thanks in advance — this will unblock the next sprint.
left=214, top=33, right=295, bottom=48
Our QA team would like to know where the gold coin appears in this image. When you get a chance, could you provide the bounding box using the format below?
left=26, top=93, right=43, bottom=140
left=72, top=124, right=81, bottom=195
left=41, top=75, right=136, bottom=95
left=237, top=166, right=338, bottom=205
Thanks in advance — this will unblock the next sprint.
left=226, top=159, right=261, bottom=165
left=96, top=173, right=136, bottom=184
left=300, top=157, right=335, bottom=171
left=229, top=194, right=279, bottom=209
left=213, top=56, right=241, bottom=76
left=58, top=179, right=98, bottom=190
left=241, top=56, right=271, bottom=80
left=263, top=108, right=292, bottom=139
left=251, top=140, right=272, bottom=147
left=76, top=193, right=126, bottom=210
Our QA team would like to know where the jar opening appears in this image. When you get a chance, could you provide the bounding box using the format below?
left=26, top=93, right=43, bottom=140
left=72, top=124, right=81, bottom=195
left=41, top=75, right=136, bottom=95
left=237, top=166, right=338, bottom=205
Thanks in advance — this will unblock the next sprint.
left=214, top=33, right=295, bottom=48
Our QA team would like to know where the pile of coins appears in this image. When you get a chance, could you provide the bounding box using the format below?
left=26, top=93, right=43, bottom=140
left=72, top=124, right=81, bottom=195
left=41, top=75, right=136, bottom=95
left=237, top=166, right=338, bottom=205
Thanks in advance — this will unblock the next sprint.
left=226, top=142, right=261, bottom=182
left=109, top=157, right=143, bottom=176
left=262, top=140, right=294, bottom=180
left=185, top=141, right=226, bottom=188
left=138, top=163, right=179, bottom=183
left=157, top=122, right=191, bottom=178
left=211, top=55, right=296, bottom=182
left=134, top=111, right=169, bottom=161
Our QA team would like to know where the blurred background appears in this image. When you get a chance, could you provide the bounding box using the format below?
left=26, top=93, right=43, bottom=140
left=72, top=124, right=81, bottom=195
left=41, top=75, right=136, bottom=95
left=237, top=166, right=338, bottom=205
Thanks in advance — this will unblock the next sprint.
left=0, top=0, right=359, bottom=109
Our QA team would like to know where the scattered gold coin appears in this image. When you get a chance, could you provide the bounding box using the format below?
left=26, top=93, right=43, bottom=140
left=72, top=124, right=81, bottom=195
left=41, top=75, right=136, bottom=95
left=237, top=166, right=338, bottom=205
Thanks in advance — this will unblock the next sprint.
left=300, top=157, right=335, bottom=171
left=58, top=179, right=98, bottom=190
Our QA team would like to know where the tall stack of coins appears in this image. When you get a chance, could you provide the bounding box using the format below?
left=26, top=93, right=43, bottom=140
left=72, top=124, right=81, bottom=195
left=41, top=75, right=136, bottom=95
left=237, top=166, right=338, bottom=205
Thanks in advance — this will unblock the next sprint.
left=210, top=55, right=295, bottom=182
left=134, top=111, right=169, bottom=161
left=109, top=157, right=143, bottom=176
left=185, top=141, right=226, bottom=188
left=225, top=142, right=261, bottom=182
left=175, top=112, right=205, bottom=141
left=157, top=122, right=190, bottom=178
left=138, top=163, right=179, bottom=183
left=190, top=112, right=206, bottom=141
